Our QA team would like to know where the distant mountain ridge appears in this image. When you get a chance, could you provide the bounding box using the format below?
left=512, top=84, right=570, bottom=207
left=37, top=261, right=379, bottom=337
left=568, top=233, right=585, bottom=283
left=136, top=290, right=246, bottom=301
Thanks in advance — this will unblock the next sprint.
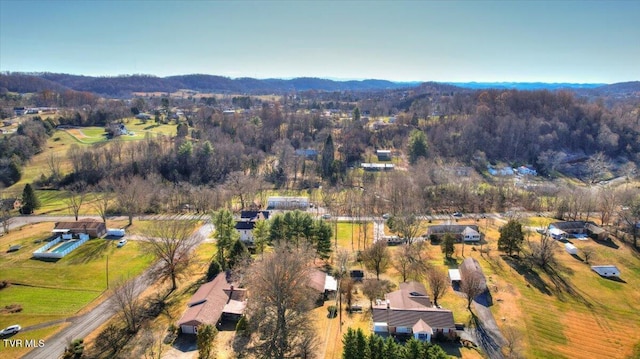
left=448, top=82, right=607, bottom=90
left=0, top=72, right=415, bottom=97
left=1, top=72, right=638, bottom=98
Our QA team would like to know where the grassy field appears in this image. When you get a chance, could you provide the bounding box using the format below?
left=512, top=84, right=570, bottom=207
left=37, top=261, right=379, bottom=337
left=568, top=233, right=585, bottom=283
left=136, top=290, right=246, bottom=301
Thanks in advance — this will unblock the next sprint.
left=0, top=222, right=155, bottom=341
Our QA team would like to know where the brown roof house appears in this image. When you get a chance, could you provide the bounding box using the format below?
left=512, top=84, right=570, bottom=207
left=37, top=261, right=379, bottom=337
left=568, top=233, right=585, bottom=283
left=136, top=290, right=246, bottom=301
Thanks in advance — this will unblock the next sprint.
left=178, top=273, right=247, bottom=334
left=53, top=219, right=106, bottom=238
left=372, top=281, right=456, bottom=342
left=308, top=268, right=338, bottom=304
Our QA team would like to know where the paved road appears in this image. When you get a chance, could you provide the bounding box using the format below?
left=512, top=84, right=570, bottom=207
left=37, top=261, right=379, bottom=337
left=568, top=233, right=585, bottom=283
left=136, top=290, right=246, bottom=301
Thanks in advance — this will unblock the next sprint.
left=471, top=294, right=507, bottom=359
left=19, top=218, right=213, bottom=359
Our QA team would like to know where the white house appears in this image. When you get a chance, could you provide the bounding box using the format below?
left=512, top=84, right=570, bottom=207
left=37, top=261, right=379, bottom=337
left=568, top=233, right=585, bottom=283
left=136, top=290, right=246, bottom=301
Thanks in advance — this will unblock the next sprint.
left=235, top=221, right=255, bottom=245
left=462, top=227, right=481, bottom=242
left=267, top=196, right=309, bottom=210
left=591, top=265, right=620, bottom=278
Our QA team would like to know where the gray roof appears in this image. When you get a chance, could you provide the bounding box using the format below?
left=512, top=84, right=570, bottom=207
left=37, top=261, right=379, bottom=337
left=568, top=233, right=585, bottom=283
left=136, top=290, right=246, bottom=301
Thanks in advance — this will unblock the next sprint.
left=372, top=308, right=455, bottom=330
left=459, top=257, right=487, bottom=291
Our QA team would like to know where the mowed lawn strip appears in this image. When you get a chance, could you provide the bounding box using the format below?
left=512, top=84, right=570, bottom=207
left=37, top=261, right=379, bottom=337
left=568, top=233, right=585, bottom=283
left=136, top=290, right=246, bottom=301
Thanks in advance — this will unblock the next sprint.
left=0, top=224, right=155, bottom=338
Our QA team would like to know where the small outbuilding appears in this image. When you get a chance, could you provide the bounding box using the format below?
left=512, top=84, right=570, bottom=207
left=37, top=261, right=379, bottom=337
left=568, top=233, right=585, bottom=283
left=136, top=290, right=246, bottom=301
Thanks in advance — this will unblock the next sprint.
left=448, top=269, right=461, bottom=285
left=564, top=243, right=578, bottom=255
left=591, top=265, right=620, bottom=278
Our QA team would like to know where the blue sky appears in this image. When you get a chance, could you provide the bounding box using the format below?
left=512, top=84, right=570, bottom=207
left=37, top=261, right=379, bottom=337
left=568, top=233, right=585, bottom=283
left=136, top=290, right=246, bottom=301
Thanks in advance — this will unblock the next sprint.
left=1, top=0, right=638, bottom=83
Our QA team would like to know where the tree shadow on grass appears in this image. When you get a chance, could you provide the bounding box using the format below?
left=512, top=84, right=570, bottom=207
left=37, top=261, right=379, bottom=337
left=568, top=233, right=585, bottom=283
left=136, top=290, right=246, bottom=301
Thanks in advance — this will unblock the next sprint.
left=66, top=239, right=111, bottom=264
left=544, top=266, right=592, bottom=307
left=593, top=238, right=619, bottom=249
left=501, top=255, right=552, bottom=296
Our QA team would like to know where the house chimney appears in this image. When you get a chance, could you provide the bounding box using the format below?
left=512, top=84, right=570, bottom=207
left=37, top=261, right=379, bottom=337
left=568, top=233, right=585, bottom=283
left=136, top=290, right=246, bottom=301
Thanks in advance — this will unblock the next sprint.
left=386, top=299, right=390, bottom=309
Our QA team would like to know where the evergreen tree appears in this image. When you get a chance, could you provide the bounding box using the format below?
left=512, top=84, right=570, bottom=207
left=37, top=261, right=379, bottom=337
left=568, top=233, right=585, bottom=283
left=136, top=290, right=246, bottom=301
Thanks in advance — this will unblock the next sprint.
left=196, top=324, right=217, bottom=359
left=408, top=130, right=429, bottom=164
left=441, top=233, right=455, bottom=259
left=321, top=135, right=335, bottom=179
left=382, top=337, right=400, bottom=359
left=424, top=342, right=449, bottom=359
left=402, top=338, right=424, bottom=359
left=313, top=219, right=333, bottom=260
left=353, top=107, right=361, bottom=122
left=21, top=183, right=39, bottom=214
left=368, top=334, right=385, bottom=359
left=498, top=219, right=525, bottom=256
left=253, top=220, right=270, bottom=255
left=206, top=260, right=221, bottom=281
left=342, top=328, right=358, bottom=359
left=212, top=209, right=238, bottom=269
left=228, top=239, right=248, bottom=268
left=355, top=328, right=370, bottom=359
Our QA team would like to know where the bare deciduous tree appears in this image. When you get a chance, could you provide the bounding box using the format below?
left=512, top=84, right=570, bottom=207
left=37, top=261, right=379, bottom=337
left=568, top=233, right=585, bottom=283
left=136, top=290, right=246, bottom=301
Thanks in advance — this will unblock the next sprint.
left=502, top=325, right=524, bottom=359
left=113, top=176, right=150, bottom=226
left=245, top=245, right=318, bottom=359
left=528, top=233, right=557, bottom=270
left=224, top=171, right=261, bottom=210
left=582, top=247, right=596, bottom=264
left=92, top=187, right=113, bottom=223
left=65, top=189, right=86, bottom=221
left=361, top=240, right=391, bottom=280
left=362, top=279, right=393, bottom=309
left=110, top=277, right=143, bottom=333
left=427, top=267, right=449, bottom=307
left=142, top=218, right=200, bottom=291
left=460, top=272, right=485, bottom=310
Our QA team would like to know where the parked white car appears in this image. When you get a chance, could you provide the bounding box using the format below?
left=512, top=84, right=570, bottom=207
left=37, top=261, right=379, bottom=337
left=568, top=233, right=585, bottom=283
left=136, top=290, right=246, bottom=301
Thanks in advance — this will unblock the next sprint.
left=0, top=324, right=21, bottom=336
left=116, top=239, right=127, bottom=248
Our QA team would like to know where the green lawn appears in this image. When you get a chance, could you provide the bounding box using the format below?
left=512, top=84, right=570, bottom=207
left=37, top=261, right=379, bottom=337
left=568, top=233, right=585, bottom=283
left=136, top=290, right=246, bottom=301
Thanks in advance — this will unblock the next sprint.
left=0, top=225, right=154, bottom=334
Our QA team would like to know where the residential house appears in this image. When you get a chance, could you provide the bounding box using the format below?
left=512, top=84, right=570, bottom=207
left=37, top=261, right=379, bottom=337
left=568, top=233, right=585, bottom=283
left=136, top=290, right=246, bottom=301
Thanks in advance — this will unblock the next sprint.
left=372, top=281, right=456, bottom=342
left=178, top=273, right=247, bottom=334
left=0, top=198, right=21, bottom=211
left=427, top=225, right=481, bottom=243
left=53, top=219, right=106, bottom=238
left=13, top=107, right=26, bottom=116
left=361, top=163, right=395, bottom=171
left=376, top=150, right=392, bottom=161
left=517, top=166, right=537, bottom=176
left=548, top=221, right=607, bottom=240
left=235, top=211, right=270, bottom=246
left=487, top=165, right=514, bottom=176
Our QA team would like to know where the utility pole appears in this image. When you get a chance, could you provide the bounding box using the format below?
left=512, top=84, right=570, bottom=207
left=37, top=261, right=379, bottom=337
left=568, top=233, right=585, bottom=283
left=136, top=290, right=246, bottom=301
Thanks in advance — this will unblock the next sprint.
left=106, top=255, right=109, bottom=289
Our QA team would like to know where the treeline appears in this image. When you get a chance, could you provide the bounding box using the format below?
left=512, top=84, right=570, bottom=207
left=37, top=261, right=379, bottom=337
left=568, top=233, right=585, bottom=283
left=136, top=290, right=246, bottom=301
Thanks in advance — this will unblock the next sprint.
left=414, top=90, right=640, bottom=169
left=0, top=117, right=55, bottom=186
left=342, top=328, right=448, bottom=359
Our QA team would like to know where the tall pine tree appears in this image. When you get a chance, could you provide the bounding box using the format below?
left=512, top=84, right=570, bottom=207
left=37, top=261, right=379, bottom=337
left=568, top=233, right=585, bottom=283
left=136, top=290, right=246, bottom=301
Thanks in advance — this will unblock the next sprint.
left=21, top=183, right=40, bottom=214
left=321, top=135, right=335, bottom=179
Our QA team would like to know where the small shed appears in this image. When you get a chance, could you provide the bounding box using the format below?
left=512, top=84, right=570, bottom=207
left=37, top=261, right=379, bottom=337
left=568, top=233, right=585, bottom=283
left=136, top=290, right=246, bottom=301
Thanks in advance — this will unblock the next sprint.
left=107, top=228, right=126, bottom=237
left=591, top=265, right=620, bottom=278
left=564, top=243, right=578, bottom=255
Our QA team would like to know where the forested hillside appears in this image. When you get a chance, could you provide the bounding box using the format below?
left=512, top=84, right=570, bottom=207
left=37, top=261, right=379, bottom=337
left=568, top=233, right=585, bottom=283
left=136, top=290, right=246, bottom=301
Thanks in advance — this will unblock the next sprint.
left=0, top=72, right=413, bottom=97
